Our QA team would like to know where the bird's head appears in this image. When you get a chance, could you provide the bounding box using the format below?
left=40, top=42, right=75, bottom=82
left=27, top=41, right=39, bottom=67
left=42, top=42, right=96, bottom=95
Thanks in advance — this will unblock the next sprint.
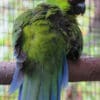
left=67, top=0, right=86, bottom=15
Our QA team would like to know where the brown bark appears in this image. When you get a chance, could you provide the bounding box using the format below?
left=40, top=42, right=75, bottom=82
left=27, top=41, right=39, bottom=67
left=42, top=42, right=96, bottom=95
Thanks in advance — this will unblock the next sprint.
left=0, top=57, right=100, bottom=85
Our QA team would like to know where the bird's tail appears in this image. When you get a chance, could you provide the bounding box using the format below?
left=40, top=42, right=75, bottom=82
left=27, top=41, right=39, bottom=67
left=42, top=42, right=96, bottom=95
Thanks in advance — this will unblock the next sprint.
left=18, top=56, right=68, bottom=100
left=19, top=70, right=58, bottom=100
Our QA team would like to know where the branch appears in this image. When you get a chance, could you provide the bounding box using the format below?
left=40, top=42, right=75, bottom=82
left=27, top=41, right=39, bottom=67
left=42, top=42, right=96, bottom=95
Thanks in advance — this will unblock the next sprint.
left=0, top=62, right=15, bottom=85
left=69, top=57, right=100, bottom=82
left=0, top=57, right=100, bottom=85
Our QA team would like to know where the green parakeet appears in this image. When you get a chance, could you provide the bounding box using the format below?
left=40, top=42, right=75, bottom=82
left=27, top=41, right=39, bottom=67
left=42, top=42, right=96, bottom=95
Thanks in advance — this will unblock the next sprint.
left=9, top=0, right=85, bottom=100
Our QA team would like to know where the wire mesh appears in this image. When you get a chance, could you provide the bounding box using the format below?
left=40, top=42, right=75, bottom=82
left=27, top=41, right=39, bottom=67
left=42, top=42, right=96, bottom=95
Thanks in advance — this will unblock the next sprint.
left=0, top=0, right=100, bottom=100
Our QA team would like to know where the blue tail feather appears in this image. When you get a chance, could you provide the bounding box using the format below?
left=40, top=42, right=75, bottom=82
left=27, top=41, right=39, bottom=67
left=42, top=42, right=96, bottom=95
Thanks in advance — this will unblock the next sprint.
left=57, top=56, right=69, bottom=100
left=51, top=56, right=69, bottom=100
left=18, top=84, right=23, bottom=100
left=57, top=65, right=63, bottom=100
left=62, top=56, right=69, bottom=88
left=51, top=73, right=58, bottom=100
left=10, top=56, right=69, bottom=100
left=9, top=65, right=24, bottom=94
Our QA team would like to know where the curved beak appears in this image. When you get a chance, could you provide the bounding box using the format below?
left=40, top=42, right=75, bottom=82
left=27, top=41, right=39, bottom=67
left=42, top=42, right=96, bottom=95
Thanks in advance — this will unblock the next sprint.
left=77, top=2, right=86, bottom=14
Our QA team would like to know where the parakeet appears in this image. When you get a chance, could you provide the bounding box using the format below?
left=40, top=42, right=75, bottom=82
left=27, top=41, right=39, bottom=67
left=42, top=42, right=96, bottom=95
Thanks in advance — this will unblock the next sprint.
left=9, top=0, right=85, bottom=100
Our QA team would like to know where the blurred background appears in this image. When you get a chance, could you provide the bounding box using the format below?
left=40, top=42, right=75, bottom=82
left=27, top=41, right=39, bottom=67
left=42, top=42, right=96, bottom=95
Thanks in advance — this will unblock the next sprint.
left=0, top=0, right=100, bottom=100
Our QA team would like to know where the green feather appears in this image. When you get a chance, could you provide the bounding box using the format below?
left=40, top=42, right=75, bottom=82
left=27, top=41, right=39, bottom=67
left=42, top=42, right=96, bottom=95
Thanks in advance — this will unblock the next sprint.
left=46, top=0, right=70, bottom=10
left=11, top=3, right=83, bottom=100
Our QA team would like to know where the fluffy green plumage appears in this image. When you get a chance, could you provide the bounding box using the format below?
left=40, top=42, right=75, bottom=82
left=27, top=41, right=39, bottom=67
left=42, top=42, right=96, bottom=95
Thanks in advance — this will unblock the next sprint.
left=13, top=3, right=82, bottom=61
left=10, top=3, right=83, bottom=100
left=46, top=0, right=70, bottom=10
left=23, top=20, right=65, bottom=63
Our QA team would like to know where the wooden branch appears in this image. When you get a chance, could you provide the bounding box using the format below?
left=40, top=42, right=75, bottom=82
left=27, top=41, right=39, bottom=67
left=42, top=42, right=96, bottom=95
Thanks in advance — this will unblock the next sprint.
left=69, top=57, right=100, bottom=82
left=0, top=57, right=100, bottom=85
left=0, top=62, right=16, bottom=85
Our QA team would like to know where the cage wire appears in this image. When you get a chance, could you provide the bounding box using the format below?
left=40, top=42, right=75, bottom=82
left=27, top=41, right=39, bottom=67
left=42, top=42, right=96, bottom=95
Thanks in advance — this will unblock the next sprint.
left=0, top=0, right=100, bottom=100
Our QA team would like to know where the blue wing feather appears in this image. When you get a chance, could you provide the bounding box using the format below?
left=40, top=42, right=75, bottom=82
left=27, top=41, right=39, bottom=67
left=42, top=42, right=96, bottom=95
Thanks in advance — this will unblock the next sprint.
left=9, top=63, right=24, bottom=94
left=18, top=84, right=23, bottom=100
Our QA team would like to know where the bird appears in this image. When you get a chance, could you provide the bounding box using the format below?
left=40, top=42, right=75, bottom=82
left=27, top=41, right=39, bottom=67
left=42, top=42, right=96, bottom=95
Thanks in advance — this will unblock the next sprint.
left=9, top=0, right=85, bottom=100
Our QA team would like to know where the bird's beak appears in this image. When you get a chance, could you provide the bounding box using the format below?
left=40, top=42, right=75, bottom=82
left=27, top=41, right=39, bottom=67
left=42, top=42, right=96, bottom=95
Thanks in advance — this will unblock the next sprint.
left=77, top=2, right=86, bottom=14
